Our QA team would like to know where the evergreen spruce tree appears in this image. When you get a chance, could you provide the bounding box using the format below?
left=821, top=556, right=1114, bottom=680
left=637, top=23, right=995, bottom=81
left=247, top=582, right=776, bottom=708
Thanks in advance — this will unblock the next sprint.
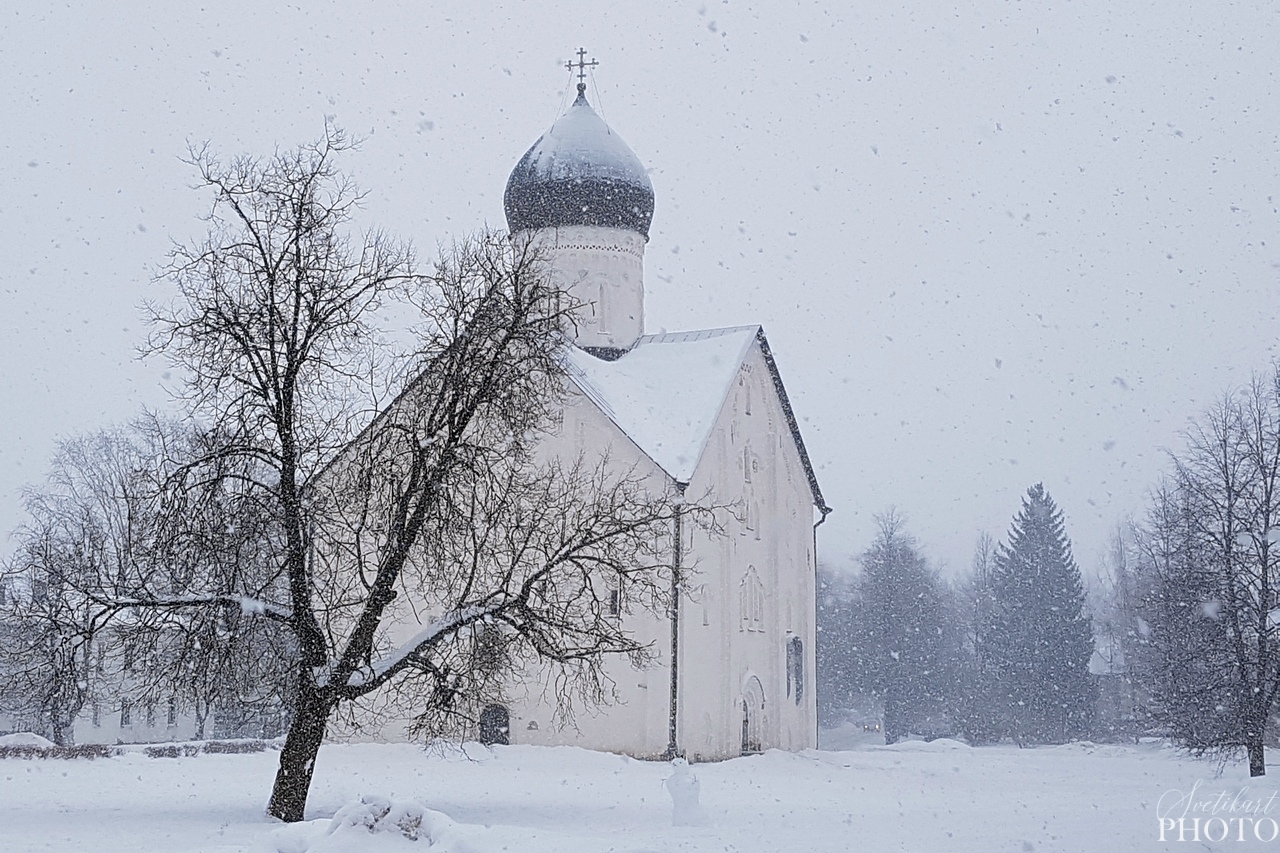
left=984, top=484, right=1097, bottom=743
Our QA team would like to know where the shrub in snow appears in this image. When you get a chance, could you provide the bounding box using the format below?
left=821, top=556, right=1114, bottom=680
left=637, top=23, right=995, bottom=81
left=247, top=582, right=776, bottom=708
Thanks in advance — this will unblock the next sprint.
left=0, top=742, right=116, bottom=760
left=665, top=758, right=708, bottom=827
left=143, top=744, right=202, bottom=759
left=202, top=739, right=269, bottom=754
left=327, top=795, right=426, bottom=841
left=270, top=794, right=483, bottom=852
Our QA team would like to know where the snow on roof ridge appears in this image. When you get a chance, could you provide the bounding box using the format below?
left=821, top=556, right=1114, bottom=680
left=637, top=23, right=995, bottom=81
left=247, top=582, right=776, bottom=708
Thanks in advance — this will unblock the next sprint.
left=634, top=324, right=762, bottom=346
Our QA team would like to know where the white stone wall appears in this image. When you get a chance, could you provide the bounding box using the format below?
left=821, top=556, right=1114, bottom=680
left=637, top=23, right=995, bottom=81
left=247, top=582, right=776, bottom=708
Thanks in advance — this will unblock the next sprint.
left=677, top=343, right=819, bottom=761
left=520, top=226, right=646, bottom=350
left=499, top=386, right=675, bottom=757
left=355, top=342, right=820, bottom=761
left=502, top=342, right=819, bottom=761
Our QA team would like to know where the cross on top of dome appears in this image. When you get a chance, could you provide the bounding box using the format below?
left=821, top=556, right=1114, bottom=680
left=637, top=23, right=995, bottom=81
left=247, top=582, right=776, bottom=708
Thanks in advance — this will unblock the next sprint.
left=566, top=48, right=598, bottom=98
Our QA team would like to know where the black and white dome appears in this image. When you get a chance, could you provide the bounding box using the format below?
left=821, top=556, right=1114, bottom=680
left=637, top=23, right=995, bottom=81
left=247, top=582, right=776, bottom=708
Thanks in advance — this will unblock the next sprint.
left=504, top=91, right=655, bottom=240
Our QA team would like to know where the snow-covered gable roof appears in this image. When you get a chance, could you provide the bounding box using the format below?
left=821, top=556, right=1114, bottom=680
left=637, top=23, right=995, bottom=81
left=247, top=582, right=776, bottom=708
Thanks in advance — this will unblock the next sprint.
left=562, top=326, right=830, bottom=513
left=563, top=326, right=757, bottom=483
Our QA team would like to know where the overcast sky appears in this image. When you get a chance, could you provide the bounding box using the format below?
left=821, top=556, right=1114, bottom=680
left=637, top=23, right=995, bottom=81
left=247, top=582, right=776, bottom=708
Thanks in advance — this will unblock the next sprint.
left=2, top=1, right=1278, bottom=578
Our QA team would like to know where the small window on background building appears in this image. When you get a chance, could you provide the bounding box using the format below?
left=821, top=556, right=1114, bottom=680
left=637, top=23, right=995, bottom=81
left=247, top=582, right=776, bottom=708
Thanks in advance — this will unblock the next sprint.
left=120, top=699, right=132, bottom=728
left=91, top=703, right=101, bottom=728
left=145, top=702, right=156, bottom=728
left=608, top=587, right=621, bottom=617
left=167, top=697, right=178, bottom=727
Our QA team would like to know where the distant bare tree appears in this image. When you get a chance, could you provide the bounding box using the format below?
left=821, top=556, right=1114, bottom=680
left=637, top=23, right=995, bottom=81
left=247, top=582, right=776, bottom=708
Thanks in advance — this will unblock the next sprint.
left=0, top=523, right=96, bottom=746
left=855, top=510, right=947, bottom=744
left=951, top=532, right=1003, bottom=744
left=1069, top=523, right=1150, bottom=743
left=0, top=419, right=292, bottom=745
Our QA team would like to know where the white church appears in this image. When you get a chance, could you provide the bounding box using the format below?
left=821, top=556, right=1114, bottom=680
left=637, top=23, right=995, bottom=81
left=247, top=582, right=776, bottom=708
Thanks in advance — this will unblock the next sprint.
left=443, top=66, right=831, bottom=761
left=14, top=62, right=830, bottom=760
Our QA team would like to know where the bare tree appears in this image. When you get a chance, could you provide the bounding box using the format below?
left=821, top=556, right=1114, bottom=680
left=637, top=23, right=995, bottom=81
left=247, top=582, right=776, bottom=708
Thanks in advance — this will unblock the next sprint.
left=951, top=532, right=1003, bottom=744
left=0, top=524, right=96, bottom=746
left=135, top=129, right=693, bottom=821
left=0, top=419, right=292, bottom=745
left=1132, top=371, right=1280, bottom=776
left=1087, top=523, right=1150, bottom=742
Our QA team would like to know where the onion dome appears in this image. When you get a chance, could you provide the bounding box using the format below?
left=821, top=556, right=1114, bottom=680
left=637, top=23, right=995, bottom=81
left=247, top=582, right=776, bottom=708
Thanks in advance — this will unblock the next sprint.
left=504, top=91, right=655, bottom=239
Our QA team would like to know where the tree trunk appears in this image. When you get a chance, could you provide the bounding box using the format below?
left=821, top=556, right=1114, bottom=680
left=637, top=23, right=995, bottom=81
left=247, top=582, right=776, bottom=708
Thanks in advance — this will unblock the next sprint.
left=267, top=685, right=331, bottom=822
left=193, top=702, right=207, bottom=740
left=1249, top=738, right=1267, bottom=777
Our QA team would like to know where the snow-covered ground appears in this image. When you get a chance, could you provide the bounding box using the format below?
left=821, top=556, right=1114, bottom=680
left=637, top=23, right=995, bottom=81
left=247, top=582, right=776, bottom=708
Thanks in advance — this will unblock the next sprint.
left=2, top=733, right=1276, bottom=852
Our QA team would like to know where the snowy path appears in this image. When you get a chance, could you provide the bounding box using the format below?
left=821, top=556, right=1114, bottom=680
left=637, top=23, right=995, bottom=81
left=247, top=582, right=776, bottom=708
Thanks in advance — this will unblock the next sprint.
left=0, top=738, right=1273, bottom=852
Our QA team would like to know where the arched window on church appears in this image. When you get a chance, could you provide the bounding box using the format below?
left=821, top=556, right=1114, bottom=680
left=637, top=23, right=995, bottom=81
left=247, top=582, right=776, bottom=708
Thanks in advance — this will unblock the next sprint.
left=739, top=567, right=764, bottom=632
left=741, top=676, right=765, bottom=754
left=597, top=276, right=610, bottom=333
left=473, top=623, right=505, bottom=676
left=786, top=636, right=804, bottom=705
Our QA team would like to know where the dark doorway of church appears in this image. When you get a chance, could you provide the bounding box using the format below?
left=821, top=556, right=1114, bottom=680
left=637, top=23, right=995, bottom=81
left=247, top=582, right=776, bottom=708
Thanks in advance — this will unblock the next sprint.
left=479, top=704, right=510, bottom=745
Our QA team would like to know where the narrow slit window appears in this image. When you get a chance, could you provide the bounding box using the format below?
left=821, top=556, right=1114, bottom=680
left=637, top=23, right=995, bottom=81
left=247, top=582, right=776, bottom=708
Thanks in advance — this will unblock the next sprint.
left=787, top=636, right=805, bottom=705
